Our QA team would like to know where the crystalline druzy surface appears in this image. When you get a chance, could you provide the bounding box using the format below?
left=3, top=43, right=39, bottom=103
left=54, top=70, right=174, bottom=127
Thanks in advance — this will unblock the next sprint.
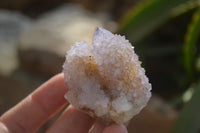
left=63, top=27, right=152, bottom=124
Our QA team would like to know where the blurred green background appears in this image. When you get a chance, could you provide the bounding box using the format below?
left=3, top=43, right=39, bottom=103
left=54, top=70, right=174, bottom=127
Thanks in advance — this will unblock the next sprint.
left=0, top=0, right=200, bottom=132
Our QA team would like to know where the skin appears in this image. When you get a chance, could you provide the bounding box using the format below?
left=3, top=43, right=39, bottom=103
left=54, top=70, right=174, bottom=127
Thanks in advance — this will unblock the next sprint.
left=0, top=73, right=128, bottom=133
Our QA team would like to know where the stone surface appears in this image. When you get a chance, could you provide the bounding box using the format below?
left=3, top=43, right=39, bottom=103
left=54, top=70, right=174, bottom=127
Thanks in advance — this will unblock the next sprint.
left=0, top=10, right=32, bottom=76
left=63, top=27, right=151, bottom=124
left=18, top=4, right=117, bottom=76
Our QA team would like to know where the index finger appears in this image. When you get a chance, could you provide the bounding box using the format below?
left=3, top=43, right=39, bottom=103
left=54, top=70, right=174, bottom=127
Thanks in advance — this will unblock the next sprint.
left=0, top=73, right=68, bottom=133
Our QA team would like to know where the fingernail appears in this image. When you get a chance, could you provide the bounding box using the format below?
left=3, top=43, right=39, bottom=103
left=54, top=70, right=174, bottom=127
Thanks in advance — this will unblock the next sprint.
left=120, top=124, right=128, bottom=133
left=102, top=124, right=128, bottom=133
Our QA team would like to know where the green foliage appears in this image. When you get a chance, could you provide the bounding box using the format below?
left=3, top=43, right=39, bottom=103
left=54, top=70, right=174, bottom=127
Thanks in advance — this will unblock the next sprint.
left=171, top=81, right=200, bottom=133
left=119, top=0, right=199, bottom=42
left=119, top=0, right=200, bottom=132
left=183, top=8, right=200, bottom=79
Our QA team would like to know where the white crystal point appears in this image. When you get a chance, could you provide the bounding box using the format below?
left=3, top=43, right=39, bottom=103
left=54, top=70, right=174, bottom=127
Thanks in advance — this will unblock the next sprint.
left=92, top=27, right=113, bottom=44
left=63, top=27, right=152, bottom=125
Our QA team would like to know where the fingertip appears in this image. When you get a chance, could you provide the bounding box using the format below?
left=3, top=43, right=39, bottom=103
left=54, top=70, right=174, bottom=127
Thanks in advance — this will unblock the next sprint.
left=102, top=124, right=128, bottom=133
left=47, top=105, right=95, bottom=133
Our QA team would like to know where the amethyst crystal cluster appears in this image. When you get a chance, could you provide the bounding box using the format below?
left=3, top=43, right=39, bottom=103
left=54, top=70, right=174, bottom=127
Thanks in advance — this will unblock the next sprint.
left=63, top=27, right=151, bottom=124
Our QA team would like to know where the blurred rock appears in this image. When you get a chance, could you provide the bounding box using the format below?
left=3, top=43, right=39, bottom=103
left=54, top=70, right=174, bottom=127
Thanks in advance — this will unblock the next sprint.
left=18, top=4, right=117, bottom=76
left=0, top=10, right=32, bottom=76
left=146, top=95, right=177, bottom=118
left=0, top=69, right=47, bottom=115
left=128, top=95, right=177, bottom=133
left=0, top=75, right=23, bottom=114
left=0, top=75, right=29, bottom=115
left=11, top=68, right=48, bottom=89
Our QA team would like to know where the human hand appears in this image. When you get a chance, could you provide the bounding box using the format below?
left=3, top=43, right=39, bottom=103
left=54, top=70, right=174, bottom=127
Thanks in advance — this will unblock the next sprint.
left=0, top=73, right=128, bottom=133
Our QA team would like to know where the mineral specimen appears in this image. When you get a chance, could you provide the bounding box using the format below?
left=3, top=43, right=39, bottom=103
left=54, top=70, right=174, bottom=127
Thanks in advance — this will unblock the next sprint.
left=63, top=27, right=152, bottom=125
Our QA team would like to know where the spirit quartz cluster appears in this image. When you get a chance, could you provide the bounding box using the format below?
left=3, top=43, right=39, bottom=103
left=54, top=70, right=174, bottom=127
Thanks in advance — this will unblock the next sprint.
left=63, top=27, right=152, bottom=124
